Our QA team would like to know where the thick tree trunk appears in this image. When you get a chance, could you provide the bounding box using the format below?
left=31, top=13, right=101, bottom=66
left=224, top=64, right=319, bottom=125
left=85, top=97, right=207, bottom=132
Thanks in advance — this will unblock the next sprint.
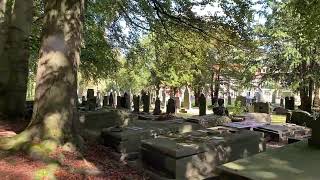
left=194, top=87, right=200, bottom=107
left=213, top=73, right=220, bottom=106
left=3, top=0, right=33, bottom=118
left=0, top=0, right=11, bottom=115
left=1, top=0, right=86, bottom=152
left=210, top=71, right=214, bottom=106
left=299, top=80, right=313, bottom=113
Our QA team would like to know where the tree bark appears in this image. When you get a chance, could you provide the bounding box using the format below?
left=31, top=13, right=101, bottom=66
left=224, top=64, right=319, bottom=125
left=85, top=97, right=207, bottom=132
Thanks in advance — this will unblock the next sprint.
left=7, top=0, right=85, bottom=151
left=3, top=0, right=33, bottom=118
left=194, top=86, right=200, bottom=107
left=299, top=79, right=313, bottom=113
left=314, top=82, right=320, bottom=108
left=210, top=71, right=214, bottom=106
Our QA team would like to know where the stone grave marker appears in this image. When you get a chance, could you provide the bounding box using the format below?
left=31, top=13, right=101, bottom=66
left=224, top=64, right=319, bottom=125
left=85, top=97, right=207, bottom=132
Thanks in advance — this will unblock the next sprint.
left=285, top=96, right=295, bottom=110
left=103, top=96, right=109, bottom=107
left=133, top=95, right=140, bottom=113
left=253, top=102, right=271, bottom=114
left=87, top=89, right=96, bottom=111
left=153, top=97, right=161, bottom=115
left=141, top=92, right=150, bottom=113
left=101, top=119, right=201, bottom=160
left=141, top=127, right=265, bottom=179
left=109, top=92, right=114, bottom=106
left=116, top=95, right=121, bottom=108
left=124, top=92, right=130, bottom=109
left=308, top=118, right=320, bottom=148
left=166, top=98, right=176, bottom=114
left=235, top=96, right=246, bottom=107
left=213, top=98, right=229, bottom=116
left=183, top=87, right=191, bottom=110
left=288, top=110, right=314, bottom=128
left=199, top=93, right=206, bottom=116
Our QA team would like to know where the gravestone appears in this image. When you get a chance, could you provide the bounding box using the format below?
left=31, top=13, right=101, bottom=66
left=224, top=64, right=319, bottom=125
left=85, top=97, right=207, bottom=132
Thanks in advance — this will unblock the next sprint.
left=280, top=98, right=284, bottom=107
left=199, top=94, right=206, bottom=116
left=253, top=102, right=271, bottom=114
left=235, top=96, right=246, bottom=107
left=133, top=95, right=140, bottom=113
left=103, top=96, right=109, bottom=107
left=288, top=110, right=314, bottom=128
left=101, top=120, right=201, bottom=160
left=213, top=99, right=229, bottom=116
left=109, top=92, right=114, bottom=106
left=124, top=92, right=130, bottom=109
left=272, top=91, right=277, bottom=103
left=141, top=92, right=150, bottom=113
left=285, top=96, right=295, bottom=110
left=166, top=98, right=176, bottom=114
left=183, top=87, right=191, bottom=109
left=116, top=96, right=121, bottom=108
left=308, top=118, right=320, bottom=148
left=87, top=89, right=96, bottom=111
left=153, top=97, right=161, bottom=115
left=141, top=127, right=265, bottom=179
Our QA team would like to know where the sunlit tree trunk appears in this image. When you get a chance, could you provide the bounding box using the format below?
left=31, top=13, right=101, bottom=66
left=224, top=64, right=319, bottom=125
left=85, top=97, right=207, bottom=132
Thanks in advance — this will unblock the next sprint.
left=26, top=0, right=84, bottom=146
left=314, top=82, right=320, bottom=108
left=3, top=0, right=33, bottom=118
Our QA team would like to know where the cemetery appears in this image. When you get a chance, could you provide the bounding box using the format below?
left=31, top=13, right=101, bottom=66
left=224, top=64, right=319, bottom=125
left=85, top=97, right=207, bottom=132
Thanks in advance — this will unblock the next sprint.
left=0, top=0, right=320, bottom=179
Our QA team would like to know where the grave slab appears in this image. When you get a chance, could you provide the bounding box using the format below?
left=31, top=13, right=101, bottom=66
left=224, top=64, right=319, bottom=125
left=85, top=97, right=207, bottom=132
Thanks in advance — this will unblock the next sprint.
left=141, top=127, right=265, bottom=179
left=218, top=140, right=320, bottom=180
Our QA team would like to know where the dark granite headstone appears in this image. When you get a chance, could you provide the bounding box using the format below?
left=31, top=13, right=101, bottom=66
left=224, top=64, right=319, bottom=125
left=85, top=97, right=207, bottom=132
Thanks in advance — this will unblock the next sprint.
left=103, top=96, right=109, bottom=107
left=308, top=118, right=320, bottom=148
left=116, top=96, right=121, bottom=108
left=213, top=98, right=229, bottom=116
left=87, top=89, right=94, bottom=99
left=109, top=92, right=114, bottom=106
left=288, top=110, right=314, bottom=127
left=166, top=98, right=176, bottom=114
left=285, top=96, right=295, bottom=110
left=199, top=94, right=206, bottom=116
left=153, top=97, right=161, bottom=115
left=142, top=92, right=150, bottom=113
left=280, top=98, right=284, bottom=107
left=133, top=95, right=140, bottom=113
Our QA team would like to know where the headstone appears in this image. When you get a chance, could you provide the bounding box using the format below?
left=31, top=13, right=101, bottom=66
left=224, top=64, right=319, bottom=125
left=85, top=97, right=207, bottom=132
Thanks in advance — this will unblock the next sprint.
left=109, top=92, right=114, bottom=106
left=141, top=127, right=265, bottom=179
left=272, top=91, right=277, bottom=104
left=253, top=102, right=271, bottom=114
left=116, top=96, right=121, bottom=108
left=183, top=87, right=191, bottom=109
left=142, top=92, right=150, bottom=113
left=87, top=89, right=96, bottom=111
left=87, top=89, right=94, bottom=99
left=288, top=110, right=314, bottom=127
left=103, top=96, right=109, bottom=107
left=308, top=118, right=320, bottom=148
left=199, top=94, right=206, bottom=116
left=153, top=97, right=161, bottom=115
left=213, top=98, right=229, bottom=116
left=280, top=98, right=284, bottom=107
left=285, top=96, right=295, bottom=110
left=235, top=96, right=246, bottom=107
left=133, top=95, right=140, bottom=113
left=124, top=92, right=130, bottom=109
left=166, top=98, right=176, bottom=114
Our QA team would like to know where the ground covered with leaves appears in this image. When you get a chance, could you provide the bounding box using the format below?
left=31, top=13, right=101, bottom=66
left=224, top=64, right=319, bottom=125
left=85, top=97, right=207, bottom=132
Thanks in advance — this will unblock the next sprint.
left=0, top=120, right=146, bottom=180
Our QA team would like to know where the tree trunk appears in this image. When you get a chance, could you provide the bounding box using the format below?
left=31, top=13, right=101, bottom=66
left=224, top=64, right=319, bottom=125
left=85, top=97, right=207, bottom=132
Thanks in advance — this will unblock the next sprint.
left=194, top=87, right=200, bottom=107
left=0, top=0, right=11, bottom=115
left=28, top=0, right=84, bottom=145
left=299, top=80, right=313, bottom=113
left=314, top=82, right=320, bottom=108
left=213, top=73, right=220, bottom=106
left=3, top=0, right=33, bottom=118
left=210, top=71, right=214, bottom=106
